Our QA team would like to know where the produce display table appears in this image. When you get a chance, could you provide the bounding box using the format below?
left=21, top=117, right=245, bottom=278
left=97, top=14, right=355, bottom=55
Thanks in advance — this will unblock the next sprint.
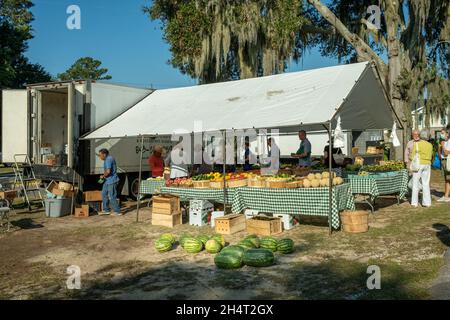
left=232, top=184, right=354, bottom=229
left=160, top=183, right=354, bottom=230
left=140, top=179, right=166, bottom=196
left=346, top=169, right=409, bottom=211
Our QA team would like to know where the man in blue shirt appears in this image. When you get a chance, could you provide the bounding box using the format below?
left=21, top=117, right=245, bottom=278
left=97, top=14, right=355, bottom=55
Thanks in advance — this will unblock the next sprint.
left=98, top=148, right=121, bottom=216
left=291, top=130, right=312, bottom=167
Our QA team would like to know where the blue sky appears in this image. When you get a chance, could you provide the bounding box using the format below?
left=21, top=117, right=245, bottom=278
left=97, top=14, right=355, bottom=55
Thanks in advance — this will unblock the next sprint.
left=26, top=0, right=338, bottom=89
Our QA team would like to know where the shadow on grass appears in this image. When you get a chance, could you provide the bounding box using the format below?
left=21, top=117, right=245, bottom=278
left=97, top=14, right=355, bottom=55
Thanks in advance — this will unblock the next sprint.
left=432, top=223, right=450, bottom=247
left=31, top=257, right=430, bottom=300
left=10, top=218, right=44, bottom=230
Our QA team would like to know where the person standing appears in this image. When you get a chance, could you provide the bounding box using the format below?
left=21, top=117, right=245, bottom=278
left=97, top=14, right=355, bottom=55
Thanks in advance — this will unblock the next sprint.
left=243, top=141, right=255, bottom=171
left=98, top=149, right=121, bottom=216
left=148, top=145, right=164, bottom=178
left=166, top=144, right=189, bottom=179
left=291, top=130, right=312, bottom=167
left=409, top=130, right=433, bottom=208
left=437, top=128, right=450, bottom=202
left=261, top=138, right=280, bottom=175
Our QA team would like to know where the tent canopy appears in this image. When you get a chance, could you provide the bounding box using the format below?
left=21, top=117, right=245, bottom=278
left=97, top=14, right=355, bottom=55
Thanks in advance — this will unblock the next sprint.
left=83, top=61, right=401, bottom=139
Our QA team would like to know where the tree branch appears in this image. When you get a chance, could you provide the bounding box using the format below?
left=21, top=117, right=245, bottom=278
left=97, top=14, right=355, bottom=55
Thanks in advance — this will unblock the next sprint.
left=307, top=0, right=387, bottom=76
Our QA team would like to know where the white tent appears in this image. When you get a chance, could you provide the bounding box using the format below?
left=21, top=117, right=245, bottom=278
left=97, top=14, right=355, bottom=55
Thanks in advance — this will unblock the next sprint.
left=83, top=61, right=401, bottom=139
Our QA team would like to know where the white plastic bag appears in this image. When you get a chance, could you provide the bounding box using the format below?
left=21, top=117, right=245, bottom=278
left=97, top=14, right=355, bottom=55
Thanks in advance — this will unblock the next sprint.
left=333, top=116, right=345, bottom=149
left=409, top=142, right=421, bottom=172
left=390, top=122, right=401, bottom=147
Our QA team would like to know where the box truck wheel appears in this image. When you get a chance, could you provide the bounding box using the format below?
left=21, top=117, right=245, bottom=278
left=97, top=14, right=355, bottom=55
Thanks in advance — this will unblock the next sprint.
left=129, top=176, right=140, bottom=201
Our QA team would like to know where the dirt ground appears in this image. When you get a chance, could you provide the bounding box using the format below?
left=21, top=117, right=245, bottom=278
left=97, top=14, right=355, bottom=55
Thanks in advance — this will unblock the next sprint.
left=1, top=170, right=450, bottom=300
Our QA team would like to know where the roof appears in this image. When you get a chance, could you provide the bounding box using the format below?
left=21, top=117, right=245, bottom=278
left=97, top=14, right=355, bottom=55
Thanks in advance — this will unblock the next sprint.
left=83, top=61, right=401, bottom=139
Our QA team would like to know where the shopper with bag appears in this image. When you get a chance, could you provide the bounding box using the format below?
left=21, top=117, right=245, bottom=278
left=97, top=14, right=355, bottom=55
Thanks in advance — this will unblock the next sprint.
left=409, top=130, right=433, bottom=207
left=437, top=128, right=450, bottom=202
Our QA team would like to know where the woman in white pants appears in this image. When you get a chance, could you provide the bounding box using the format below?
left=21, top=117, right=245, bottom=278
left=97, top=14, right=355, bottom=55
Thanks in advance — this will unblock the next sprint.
left=409, top=130, right=434, bottom=207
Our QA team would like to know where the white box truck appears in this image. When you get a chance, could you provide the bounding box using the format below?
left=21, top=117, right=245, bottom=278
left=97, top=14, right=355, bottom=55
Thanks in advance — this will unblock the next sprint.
left=1, top=80, right=156, bottom=198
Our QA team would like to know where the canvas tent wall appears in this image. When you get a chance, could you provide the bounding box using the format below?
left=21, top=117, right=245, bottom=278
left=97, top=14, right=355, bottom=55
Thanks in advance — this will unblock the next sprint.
left=83, top=62, right=401, bottom=139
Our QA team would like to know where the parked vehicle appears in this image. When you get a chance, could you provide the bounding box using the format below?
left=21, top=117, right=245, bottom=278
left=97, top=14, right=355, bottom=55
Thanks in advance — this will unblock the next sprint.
left=1, top=80, right=157, bottom=198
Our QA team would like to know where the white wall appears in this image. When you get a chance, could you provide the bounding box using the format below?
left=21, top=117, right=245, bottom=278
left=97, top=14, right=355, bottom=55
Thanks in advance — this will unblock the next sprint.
left=1, top=90, right=28, bottom=163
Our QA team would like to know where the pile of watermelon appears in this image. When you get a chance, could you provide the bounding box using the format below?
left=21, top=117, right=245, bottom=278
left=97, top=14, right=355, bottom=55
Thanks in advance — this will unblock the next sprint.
left=154, top=232, right=295, bottom=270
left=214, top=234, right=295, bottom=269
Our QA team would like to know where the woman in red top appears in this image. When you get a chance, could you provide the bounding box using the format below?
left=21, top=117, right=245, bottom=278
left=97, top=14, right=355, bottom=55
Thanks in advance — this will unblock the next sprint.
left=148, top=145, right=164, bottom=177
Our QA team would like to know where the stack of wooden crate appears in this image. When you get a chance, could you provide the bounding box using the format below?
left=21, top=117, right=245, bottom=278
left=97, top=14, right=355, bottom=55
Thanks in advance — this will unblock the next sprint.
left=151, top=195, right=182, bottom=228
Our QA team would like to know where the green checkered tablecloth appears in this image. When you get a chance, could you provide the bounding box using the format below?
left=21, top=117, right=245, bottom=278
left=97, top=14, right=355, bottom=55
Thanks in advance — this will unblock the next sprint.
left=232, top=184, right=354, bottom=229
left=346, top=169, right=409, bottom=201
left=159, top=184, right=354, bottom=230
left=140, top=179, right=166, bottom=195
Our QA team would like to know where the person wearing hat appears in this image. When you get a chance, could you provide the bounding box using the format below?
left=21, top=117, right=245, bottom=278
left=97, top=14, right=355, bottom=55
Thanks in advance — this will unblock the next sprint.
left=98, top=148, right=121, bottom=216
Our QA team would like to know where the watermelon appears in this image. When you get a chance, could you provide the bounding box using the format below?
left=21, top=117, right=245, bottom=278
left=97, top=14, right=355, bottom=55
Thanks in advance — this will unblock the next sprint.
left=197, top=235, right=210, bottom=245
left=154, top=239, right=172, bottom=253
left=246, top=237, right=260, bottom=248
left=243, top=248, right=275, bottom=267
left=179, top=234, right=191, bottom=247
left=238, top=239, right=256, bottom=250
left=205, top=239, right=222, bottom=254
left=183, top=237, right=203, bottom=253
left=211, top=234, right=226, bottom=247
left=220, top=245, right=245, bottom=259
left=160, top=233, right=176, bottom=244
left=260, top=236, right=278, bottom=252
left=214, top=252, right=243, bottom=269
left=277, top=238, right=295, bottom=254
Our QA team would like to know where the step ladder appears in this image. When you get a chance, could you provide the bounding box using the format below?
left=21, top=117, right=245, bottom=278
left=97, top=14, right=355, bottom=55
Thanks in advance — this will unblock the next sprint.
left=13, top=154, right=45, bottom=210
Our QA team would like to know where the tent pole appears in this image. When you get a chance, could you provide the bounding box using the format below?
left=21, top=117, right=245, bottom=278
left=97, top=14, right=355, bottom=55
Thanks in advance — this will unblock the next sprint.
left=222, top=130, right=227, bottom=214
left=136, top=135, right=145, bottom=222
left=328, top=121, right=333, bottom=236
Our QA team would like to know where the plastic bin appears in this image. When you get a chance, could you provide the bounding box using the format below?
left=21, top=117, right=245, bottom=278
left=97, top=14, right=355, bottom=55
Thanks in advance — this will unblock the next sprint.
left=44, top=198, right=72, bottom=218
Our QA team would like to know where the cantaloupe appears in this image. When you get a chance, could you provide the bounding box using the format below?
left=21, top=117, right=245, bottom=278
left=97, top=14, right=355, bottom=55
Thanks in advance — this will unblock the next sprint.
left=303, top=179, right=311, bottom=188
left=320, top=178, right=330, bottom=187
left=322, top=171, right=330, bottom=179
left=307, top=173, right=315, bottom=181
left=315, top=173, right=322, bottom=180
left=310, top=179, right=320, bottom=188
left=335, top=177, right=343, bottom=185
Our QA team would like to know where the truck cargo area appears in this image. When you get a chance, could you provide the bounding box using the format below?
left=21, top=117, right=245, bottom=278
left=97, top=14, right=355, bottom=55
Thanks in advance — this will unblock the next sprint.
left=38, top=87, right=69, bottom=166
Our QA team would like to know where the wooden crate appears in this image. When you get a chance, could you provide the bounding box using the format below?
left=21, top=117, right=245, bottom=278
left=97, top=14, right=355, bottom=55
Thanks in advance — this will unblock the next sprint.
left=152, top=212, right=182, bottom=228
left=193, top=180, right=211, bottom=188
left=74, top=205, right=89, bottom=218
left=246, top=216, right=282, bottom=236
left=84, top=190, right=103, bottom=202
left=152, top=194, right=180, bottom=215
left=214, top=213, right=246, bottom=235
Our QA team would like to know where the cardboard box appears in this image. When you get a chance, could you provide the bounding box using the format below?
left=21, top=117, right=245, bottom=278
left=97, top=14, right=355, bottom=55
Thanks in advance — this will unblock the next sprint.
left=51, top=188, right=74, bottom=198
left=189, top=210, right=209, bottom=227
left=273, top=213, right=295, bottom=230
left=152, top=212, right=182, bottom=228
left=152, top=195, right=180, bottom=215
left=189, top=199, right=213, bottom=212
left=74, top=205, right=89, bottom=218
left=246, top=216, right=282, bottom=236
left=84, top=191, right=103, bottom=202
left=214, top=214, right=246, bottom=235
left=0, top=190, right=17, bottom=202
